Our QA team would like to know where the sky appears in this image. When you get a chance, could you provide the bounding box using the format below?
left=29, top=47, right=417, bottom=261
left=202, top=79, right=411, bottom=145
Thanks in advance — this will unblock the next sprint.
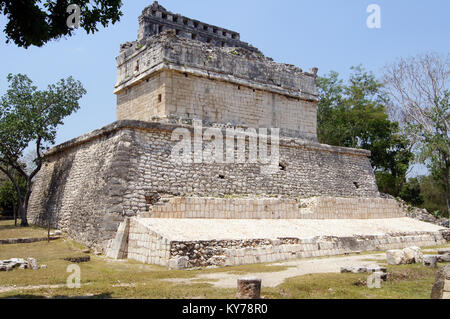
left=0, top=0, right=449, bottom=175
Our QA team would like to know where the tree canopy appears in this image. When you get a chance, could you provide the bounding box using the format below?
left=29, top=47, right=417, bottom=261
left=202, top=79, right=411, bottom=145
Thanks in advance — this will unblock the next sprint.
left=0, top=0, right=123, bottom=48
left=317, top=66, right=413, bottom=197
left=0, top=73, right=86, bottom=225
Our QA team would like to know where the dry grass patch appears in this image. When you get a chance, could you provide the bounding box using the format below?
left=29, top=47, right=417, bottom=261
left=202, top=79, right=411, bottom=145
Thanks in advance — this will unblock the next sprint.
left=0, top=220, right=51, bottom=239
left=201, top=264, right=291, bottom=275
left=0, top=220, right=448, bottom=299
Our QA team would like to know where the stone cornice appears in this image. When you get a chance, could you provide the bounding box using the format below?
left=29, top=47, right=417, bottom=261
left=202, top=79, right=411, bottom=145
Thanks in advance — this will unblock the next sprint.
left=45, top=120, right=371, bottom=158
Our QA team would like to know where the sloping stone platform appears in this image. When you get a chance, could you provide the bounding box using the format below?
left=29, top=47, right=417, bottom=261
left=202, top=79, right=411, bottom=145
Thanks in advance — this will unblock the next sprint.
left=28, top=120, right=381, bottom=252
left=116, top=217, right=448, bottom=268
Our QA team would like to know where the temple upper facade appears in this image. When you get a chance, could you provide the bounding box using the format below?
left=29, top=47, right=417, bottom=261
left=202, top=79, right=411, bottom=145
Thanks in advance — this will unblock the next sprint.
left=114, top=1, right=319, bottom=141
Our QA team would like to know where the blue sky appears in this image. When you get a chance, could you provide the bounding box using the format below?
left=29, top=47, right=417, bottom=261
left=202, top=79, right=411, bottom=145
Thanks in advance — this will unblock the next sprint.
left=0, top=0, right=449, bottom=166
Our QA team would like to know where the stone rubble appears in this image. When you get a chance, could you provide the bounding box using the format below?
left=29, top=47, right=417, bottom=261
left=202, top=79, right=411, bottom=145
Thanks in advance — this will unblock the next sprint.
left=423, top=255, right=438, bottom=268
left=403, top=246, right=424, bottom=264
left=381, top=193, right=450, bottom=228
left=0, top=258, right=40, bottom=271
left=49, top=230, right=62, bottom=236
left=340, top=265, right=387, bottom=274
left=341, top=265, right=388, bottom=281
left=63, top=256, right=91, bottom=263
left=386, top=246, right=423, bottom=265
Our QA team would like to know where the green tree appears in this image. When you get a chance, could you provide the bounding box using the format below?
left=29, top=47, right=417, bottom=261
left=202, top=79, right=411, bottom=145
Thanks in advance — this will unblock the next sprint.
left=0, top=171, right=27, bottom=225
left=418, top=175, right=449, bottom=217
left=399, top=177, right=424, bottom=207
left=418, top=91, right=449, bottom=215
left=0, top=0, right=123, bottom=48
left=0, top=73, right=86, bottom=226
left=317, top=66, right=414, bottom=196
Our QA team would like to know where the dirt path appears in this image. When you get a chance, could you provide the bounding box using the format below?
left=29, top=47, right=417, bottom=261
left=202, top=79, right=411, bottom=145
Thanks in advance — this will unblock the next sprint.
left=0, top=283, right=93, bottom=294
left=164, top=253, right=387, bottom=288
left=0, top=284, right=67, bottom=294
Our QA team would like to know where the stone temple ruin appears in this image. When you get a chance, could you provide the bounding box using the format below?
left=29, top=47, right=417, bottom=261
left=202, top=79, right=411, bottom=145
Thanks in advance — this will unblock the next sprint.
left=28, top=2, right=448, bottom=269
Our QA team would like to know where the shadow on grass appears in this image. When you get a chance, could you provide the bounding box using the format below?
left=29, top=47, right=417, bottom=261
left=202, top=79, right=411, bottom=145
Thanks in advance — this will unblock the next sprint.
left=0, top=224, right=21, bottom=230
left=2, top=293, right=113, bottom=299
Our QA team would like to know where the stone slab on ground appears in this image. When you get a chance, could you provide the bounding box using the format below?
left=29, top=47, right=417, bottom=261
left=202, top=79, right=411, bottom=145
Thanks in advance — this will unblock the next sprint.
left=63, top=256, right=91, bottom=263
left=437, top=254, right=450, bottom=263
left=438, top=248, right=450, bottom=255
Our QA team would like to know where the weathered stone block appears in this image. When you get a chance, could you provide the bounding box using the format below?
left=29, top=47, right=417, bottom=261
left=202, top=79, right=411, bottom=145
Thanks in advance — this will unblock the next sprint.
left=237, top=278, right=261, bottom=299
left=431, top=265, right=450, bottom=299
left=423, top=255, right=438, bottom=268
left=437, top=254, right=450, bottom=263
left=168, top=256, right=189, bottom=269
left=386, top=250, right=406, bottom=265
left=403, top=246, right=423, bottom=264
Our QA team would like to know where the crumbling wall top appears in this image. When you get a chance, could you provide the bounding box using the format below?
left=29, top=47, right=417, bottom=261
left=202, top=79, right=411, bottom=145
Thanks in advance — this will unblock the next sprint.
left=115, top=30, right=318, bottom=101
left=134, top=1, right=259, bottom=53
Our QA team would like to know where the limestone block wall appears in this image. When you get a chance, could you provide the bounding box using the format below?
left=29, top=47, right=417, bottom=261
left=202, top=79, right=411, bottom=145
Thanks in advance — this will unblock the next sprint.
left=116, top=71, right=166, bottom=121
left=27, top=120, right=379, bottom=251
left=299, top=197, right=404, bottom=219
left=170, top=71, right=317, bottom=139
left=169, top=232, right=446, bottom=268
left=147, top=197, right=404, bottom=219
left=27, top=126, right=141, bottom=250
left=126, top=123, right=379, bottom=213
left=117, top=70, right=317, bottom=140
left=127, top=218, right=170, bottom=266
left=431, top=266, right=450, bottom=299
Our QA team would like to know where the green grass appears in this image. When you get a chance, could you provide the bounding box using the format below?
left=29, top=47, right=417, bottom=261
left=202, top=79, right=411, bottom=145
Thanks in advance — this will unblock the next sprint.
left=421, top=243, right=450, bottom=250
left=0, top=220, right=448, bottom=299
left=0, top=236, right=235, bottom=298
left=262, top=264, right=443, bottom=299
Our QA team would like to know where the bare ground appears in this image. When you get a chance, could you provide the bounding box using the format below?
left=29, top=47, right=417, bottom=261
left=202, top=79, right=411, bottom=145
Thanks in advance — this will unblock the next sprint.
left=163, top=253, right=388, bottom=288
